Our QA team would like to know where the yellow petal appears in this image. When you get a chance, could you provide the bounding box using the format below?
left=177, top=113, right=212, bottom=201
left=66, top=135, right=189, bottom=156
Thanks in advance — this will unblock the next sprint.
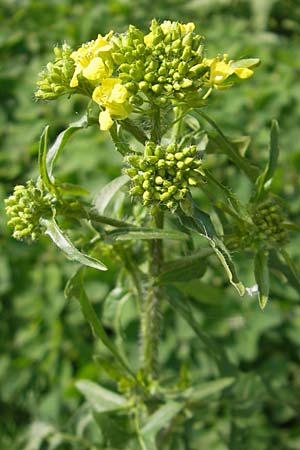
left=161, top=21, right=173, bottom=34
left=179, top=22, right=195, bottom=34
left=234, top=67, right=254, bottom=79
left=99, top=110, right=114, bottom=130
left=70, top=65, right=83, bottom=87
left=82, top=57, right=108, bottom=81
left=144, top=32, right=154, bottom=47
left=92, top=85, right=102, bottom=105
left=109, top=83, right=128, bottom=103
left=106, top=102, right=132, bottom=119
left=92, top=34, right=112, bottom=53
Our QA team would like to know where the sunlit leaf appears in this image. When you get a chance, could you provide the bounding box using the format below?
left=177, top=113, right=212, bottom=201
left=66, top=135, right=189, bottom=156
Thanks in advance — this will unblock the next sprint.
left=141, top=402, right=182, bottom=436
left=41, top=217, right=107, bottom=271
left=93, top=174, right=129, bottom=215
left=76, top=379, right=127, bottom=413
left=176, top=377, right=235, bottom=402
left=38, top=126, right=55, bottom=192
left=254, top=120, right=280, bottom=201
left=106, top=227, right=188, bottom=242
left=46, top=114, right=88, bottom=178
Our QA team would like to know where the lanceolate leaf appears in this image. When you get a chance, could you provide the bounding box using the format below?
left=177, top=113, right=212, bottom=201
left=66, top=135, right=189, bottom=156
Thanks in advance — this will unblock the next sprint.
left=230, top=58, right=260, bottom=69
left=106, top=227, right=188, bottom=242
left=177, top=207, right=245, bottom=296
left=93, top=174, right=130, bottom=215
left=141, top=402, right=182, bottom=437
left=165, top=286, right=237, bottom=376
left=269, top=250, right=300, bottom=296
left=75, top=379, right=127, bottom=413
left=41, top=217, right=107, bottom=271
left=254, top=120, right=280, bottom=202
left=254, top=249, right=270, bottom=309
left=46, top=114, right=88, bottom=178
left=175, top=378, right=235, bottom=403
left=157, top=250, right=212, bottom=284
left=194, top=110, right=259, bottom=181
left=65, top=270, right=136, bottom=379
left=38, top=126, right=55, bottom=192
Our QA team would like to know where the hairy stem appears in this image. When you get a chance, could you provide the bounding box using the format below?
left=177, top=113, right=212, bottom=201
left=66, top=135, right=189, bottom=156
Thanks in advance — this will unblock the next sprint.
left=141, top=210, right=164, bottom=379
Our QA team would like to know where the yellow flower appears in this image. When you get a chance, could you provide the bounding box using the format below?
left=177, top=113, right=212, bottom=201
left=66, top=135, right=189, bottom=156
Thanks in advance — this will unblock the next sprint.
left=204, top=55, right=255, bottom=89
left=70, top=33, right=113, bottom=87
left=92, top=78, right=132, bottom=130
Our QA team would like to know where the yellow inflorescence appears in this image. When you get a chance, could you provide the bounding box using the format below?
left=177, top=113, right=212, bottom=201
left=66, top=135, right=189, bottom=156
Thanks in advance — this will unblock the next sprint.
left=36, top=20, right=259, bottom=128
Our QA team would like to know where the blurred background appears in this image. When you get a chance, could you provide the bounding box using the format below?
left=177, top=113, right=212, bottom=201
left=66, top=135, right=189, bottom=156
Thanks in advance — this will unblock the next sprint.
left=1, top=0, right=300, bottom=448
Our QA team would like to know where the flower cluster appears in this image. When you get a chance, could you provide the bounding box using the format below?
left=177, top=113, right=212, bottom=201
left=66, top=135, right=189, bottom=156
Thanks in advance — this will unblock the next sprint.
left=5, top=181, right=52, bottom=241
left=35, top=20, right=259, bottom=130
left=124, top=141, right=204, bottom=211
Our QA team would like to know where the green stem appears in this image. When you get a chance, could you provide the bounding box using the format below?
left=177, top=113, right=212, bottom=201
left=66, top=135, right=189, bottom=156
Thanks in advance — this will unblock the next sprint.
left=171, top=106, right=184, bottom=142
left=141, top=210, right=164, bottom=379
left=150, top=105, right=161, bottom=143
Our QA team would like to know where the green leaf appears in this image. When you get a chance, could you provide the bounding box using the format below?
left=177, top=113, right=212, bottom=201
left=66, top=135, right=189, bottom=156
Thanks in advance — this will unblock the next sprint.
left=165, top=286, right=237, bottom=376
left=122, top=118, right=149, bottom=145
left=157, top=250, right=211, bottom=284
left=41, top=217, right=107, bottom=271
left=106, top=227, right=188, bottom=242
left=176, top=377, right=235, bottom=402
left=205, top=170, right=250, bottom=221
left=209, top=236, right=245, bottom=296
left=57, top=182, right=89, bottom=196
left=269, top=250, right=300, bottom=296
left=93, top=411, right=133, bottom=449
left=254, top=120, right=280, bottom=201
left=38, top=126, right=55, bottom=192
left=93, top=174, right=129, bottom=215
left=65, top=269, right=136, bottom=379
left=46, top=114, right=88, bottom=178
left=254, top=249, right=270, bottom=309
left=109, top=122, right=134, bottom=155
left=141, top=402, right=182, bottom=437
left=76, top=379, right=127, bottom=413
left=195, top=110, right=259, bottom=181
left=230, top=58, right=261, bottom=69
left=177, top=207, right=245, bottom=296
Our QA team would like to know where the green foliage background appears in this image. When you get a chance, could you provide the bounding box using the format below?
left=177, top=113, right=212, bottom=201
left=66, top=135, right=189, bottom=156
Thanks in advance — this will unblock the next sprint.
left=1, top=0, right=300, bottom=448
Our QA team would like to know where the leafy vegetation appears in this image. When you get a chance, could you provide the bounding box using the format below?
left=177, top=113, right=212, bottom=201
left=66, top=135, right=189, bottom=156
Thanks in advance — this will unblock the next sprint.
left=1, top=1, right=300, bottom=449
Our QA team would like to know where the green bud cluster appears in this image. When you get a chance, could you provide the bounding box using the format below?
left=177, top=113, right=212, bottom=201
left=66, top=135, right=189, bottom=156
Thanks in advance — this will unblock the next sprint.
left=35, top=44, right=75, bottom=99
left=250, top=200, right=288, bottom=248
left=124, top=141, right=204, bottom=211
left=5, top=181, right=52, bottom=241
left=111, top=20, right=208, bottom=107
left=229, top=200, right=289, bottom=251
